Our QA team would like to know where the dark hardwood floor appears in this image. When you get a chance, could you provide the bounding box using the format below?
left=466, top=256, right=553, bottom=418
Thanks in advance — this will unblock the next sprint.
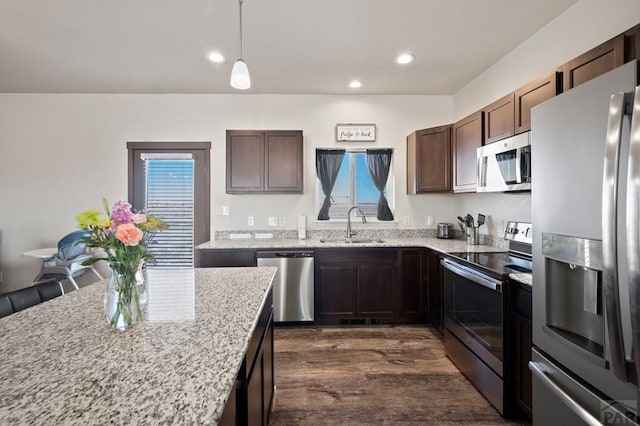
left=270, top=325, right=528, bottom=426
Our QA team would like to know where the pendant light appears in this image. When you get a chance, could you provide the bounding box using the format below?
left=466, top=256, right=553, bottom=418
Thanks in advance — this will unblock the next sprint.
left=230, top=0, right=251, bottom=90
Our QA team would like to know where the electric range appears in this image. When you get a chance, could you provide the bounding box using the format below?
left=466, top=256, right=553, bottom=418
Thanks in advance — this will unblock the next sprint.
left=441, top=221, right=532, bottom=417
left=444, top=251, right=531, bottom=280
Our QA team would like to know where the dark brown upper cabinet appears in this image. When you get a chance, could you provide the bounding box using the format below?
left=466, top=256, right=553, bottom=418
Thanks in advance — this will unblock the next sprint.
left=514, top=71, right=561, bottom=134
left=483, top=93, right=515, bottom=144
left=561, top=34, right=624, bottom=91
left=407, top=125, right=452, bottom=194
left=624, top=23, right=640, bottom=62
left=452, top=111, right=483, bottom=193
left=226, top=130, right=303, bottom=194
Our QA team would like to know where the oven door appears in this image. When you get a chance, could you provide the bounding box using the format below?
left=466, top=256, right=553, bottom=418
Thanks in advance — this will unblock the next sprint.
left=442, top=257, right=504, bottom=376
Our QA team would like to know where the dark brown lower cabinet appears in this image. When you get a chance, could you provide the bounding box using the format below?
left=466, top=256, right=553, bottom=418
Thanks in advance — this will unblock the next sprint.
left=221, top=289, right=274, bottom=426
left=357, top=263, right=395, bottom=318
left=195, top=249, right=256, bottom=267
left=511, top=280, right=532, bottom=419
left=314, top=248, right=398, bottom=324
left=219, top=380, right=238, bottom=426
left=246, top=361, right=262, bottom=425
left=426, top=249, right=444, bottom=333
left=315, top=264, right=357, bottom=321
left=398, top=249, right=426, bottom=322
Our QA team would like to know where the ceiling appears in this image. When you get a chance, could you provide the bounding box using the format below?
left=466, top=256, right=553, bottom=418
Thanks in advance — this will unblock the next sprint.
left=0, top=0, right=578, bottom=95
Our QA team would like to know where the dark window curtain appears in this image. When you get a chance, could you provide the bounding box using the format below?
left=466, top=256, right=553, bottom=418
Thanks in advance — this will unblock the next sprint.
left=366, top=149, right=394, bottom=221
left=316, top=149, right=345, bottom=220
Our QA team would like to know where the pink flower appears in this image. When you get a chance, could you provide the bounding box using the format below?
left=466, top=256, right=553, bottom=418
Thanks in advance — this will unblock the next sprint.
left=115, top=223, right=143, bottom=246
left=111, top=200, right=134, bottom=226
left=132, top=213, right=147, bottom=224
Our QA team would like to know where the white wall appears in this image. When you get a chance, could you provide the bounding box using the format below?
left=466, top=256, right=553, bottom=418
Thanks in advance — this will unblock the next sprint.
left=453, top=0, right=640, bottom=120
left=0, top=94, right=452, bottom=291
left=452, top=0, right=640, bottom=235
left=0, top=0, right=637, bottom=292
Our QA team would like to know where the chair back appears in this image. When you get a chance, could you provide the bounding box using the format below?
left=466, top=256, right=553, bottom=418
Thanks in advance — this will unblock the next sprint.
left=0, top=280, right=64, bottom=318
left=35, top=280, right=64, bottom=301
left=57, top=230, right=89, bottom=260
left=0, top=295, right=12, bottom=318
left=7, top=287, right=40, bottom=312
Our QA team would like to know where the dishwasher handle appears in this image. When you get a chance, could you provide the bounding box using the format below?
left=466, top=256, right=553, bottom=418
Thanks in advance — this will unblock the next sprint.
left=256, top=250, right=314, bottom=259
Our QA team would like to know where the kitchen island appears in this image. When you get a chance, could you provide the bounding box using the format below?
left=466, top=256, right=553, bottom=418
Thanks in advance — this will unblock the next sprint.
left=0, top=267, right=276, bottom=425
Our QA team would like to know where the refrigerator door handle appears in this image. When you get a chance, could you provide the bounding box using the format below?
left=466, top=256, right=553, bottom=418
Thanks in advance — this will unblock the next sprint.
left=529, top=361, right=604, bottom=426
left=602, top=91, right=628, bottom=381
left=626, top=85, right=640, bottom=386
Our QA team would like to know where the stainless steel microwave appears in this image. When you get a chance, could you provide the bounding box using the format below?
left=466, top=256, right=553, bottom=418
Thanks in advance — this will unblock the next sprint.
left=477, top=132, right=531, bottom=192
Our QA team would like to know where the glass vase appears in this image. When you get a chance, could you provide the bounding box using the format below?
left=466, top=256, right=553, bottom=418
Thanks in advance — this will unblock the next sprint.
left=104, top=262, right=143, bottom=331
left=135, top=264, right=148, bottom=307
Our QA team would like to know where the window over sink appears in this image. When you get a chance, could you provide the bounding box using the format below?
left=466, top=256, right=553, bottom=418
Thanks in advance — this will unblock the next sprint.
left=315, top=149, right=395, bottom=221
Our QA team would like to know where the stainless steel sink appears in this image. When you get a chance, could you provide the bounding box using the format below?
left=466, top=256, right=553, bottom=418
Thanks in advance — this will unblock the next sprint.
left=319, top=238, right=385, bottom=244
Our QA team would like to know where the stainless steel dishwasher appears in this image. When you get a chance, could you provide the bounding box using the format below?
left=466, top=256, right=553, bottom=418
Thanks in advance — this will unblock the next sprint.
left=256, top=250, right=314, bottom=322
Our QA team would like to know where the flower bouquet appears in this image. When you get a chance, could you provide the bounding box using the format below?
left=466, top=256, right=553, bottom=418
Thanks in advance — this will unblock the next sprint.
left=76, top=199, right=167, bottom=331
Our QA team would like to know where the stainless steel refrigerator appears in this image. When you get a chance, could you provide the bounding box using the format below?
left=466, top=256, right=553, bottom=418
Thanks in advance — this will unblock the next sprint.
left=531, top=59, right=640, bottom=425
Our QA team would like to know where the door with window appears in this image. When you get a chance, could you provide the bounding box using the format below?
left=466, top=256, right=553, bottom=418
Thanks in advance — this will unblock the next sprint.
left=128, top=142, right=210, bottom=268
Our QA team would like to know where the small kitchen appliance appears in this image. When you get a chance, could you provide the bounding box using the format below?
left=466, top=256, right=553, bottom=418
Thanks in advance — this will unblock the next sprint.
left=437, top=223, right=453, bottom=239
left=477, top=132, right=531, bottom=192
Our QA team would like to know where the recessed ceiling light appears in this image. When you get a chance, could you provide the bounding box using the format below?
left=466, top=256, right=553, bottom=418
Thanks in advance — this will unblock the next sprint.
left=349, top=80, right=362, bottom=89
left=396, top=53, right=415, bottom=65
left=208, top=51, right=226, bottom=64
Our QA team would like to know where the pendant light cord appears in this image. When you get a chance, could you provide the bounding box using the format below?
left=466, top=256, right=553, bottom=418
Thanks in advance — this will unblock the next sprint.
left=238, top=0, right=244, bottom=58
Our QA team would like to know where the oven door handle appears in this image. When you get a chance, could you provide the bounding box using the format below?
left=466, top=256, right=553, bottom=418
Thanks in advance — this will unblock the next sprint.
left=440, top=258, right=502, bottom=292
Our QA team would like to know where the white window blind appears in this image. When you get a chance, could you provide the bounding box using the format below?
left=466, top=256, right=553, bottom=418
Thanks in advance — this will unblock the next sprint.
left=143, top=156, right=195, bottom=267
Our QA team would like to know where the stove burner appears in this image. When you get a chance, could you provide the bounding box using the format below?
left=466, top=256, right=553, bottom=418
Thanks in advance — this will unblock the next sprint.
left=446, top=251, right=532, bottom=279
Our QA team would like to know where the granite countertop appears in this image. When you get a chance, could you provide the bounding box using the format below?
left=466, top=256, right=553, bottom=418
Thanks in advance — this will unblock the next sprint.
left=196, top=236, right=505, bottom=254
left=0, top=267, right=276, bottom=425
left=509, top=272, right=532, bottom=286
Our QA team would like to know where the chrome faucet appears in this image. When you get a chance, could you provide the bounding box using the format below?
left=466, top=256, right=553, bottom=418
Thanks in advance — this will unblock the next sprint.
left=346, top=206, right=367, bottom=239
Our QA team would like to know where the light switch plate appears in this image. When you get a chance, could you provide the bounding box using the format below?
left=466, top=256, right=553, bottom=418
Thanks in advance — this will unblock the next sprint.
left=221, top=205, right=230, bottom=216
left=247, top=216, right=254, bottom=226
left=278, top=217, right=286, bottom=226
left=268, top=217, right=278, bottom=226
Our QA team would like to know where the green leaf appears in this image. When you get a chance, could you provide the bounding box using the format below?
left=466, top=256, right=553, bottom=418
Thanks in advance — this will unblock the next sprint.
left=103, top=198, right=111, bottom=217
left=81, top=257, right=106, bottom=266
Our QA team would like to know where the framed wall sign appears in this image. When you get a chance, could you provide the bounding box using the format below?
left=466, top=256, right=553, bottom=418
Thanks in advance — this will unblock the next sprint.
left=335, top=123, right=376, bottom=142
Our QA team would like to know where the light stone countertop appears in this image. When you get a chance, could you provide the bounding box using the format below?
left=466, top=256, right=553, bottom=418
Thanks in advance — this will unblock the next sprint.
left=509, top=272, right=533, bottom=286
left=0, top=267, right=276, bottom=425
left=196, top=236, right=505, bottom=254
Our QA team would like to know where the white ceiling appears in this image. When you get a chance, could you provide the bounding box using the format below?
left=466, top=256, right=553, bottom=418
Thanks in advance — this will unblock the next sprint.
left=0, top=0, right=578, bottom=95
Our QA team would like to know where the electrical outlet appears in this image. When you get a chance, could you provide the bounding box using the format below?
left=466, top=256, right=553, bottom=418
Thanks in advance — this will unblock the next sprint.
left=278, top=217, right=286, bottom=226
left=403, top=216, right=410, bottom=226
left=426, top=215, right=434, bottom=226
left=247, top=216, right=254, bottom=226
left=268, top=217, right=278, bottom=226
